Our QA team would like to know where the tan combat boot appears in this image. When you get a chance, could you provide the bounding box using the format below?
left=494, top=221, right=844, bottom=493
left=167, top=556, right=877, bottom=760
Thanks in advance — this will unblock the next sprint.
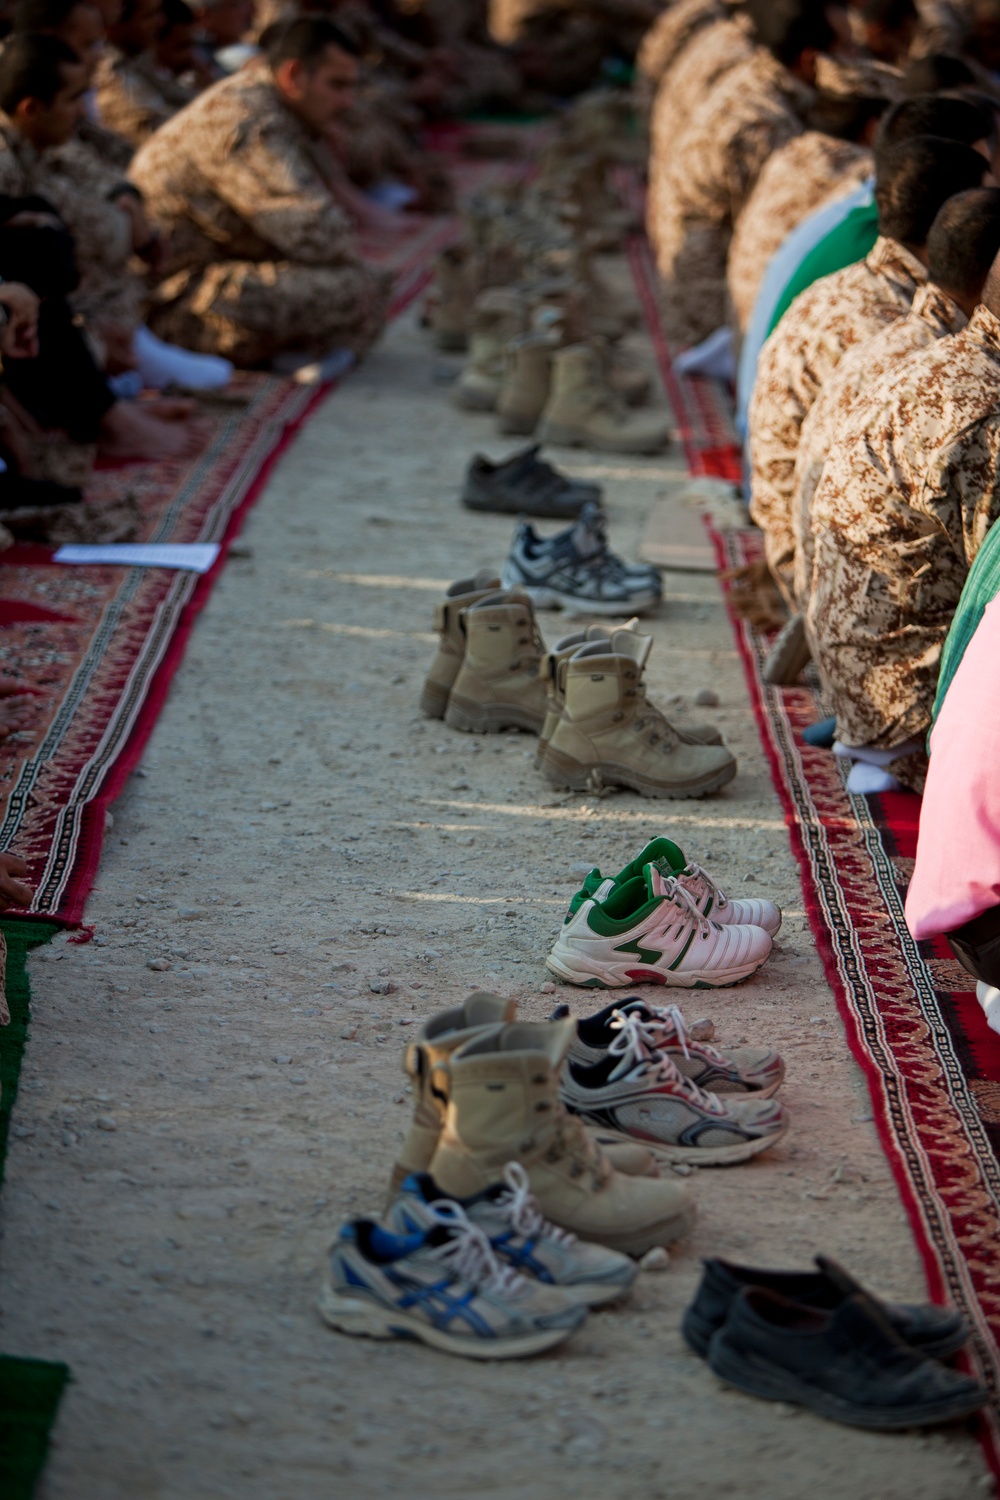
left=431, top=246, right=475, bottom=352
left=427, top=1019, right=695, bottom=1256
left=542, top=640, right=737, bottom=798
left=420, top=571, right=501, bottom=720
left=539, top=627, right=723, bottom=766
left=387, top=990, right=517, bottom=1204
left=496, top=331, right=557, bottom=436
left=454, top=289, right=529, bottom=412
left=444, top=591, right=548, bottom=735
left=390, top=992, right=658, bottom=1204
left=539, top=344, right=670, bottom=455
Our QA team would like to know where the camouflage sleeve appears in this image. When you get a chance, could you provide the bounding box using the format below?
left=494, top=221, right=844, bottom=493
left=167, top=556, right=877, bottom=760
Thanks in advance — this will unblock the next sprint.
left=920, top=415, right=1000, bottom=565
left=207, top=121, right=357, bottom=266
left=747, top=330, right=813, bottom=595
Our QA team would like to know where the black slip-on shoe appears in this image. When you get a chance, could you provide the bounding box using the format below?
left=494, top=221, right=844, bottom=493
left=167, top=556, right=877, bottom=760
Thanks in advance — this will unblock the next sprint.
left=708, top=1288, right=986, bottom=1429
left=461, top=445, right=602, bottom=518
left=683, top=1254, right=968, bottom=1362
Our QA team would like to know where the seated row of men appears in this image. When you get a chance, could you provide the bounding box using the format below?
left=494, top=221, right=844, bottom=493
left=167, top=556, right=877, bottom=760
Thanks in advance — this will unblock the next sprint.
left=641, top=0, right=1000, bottom=793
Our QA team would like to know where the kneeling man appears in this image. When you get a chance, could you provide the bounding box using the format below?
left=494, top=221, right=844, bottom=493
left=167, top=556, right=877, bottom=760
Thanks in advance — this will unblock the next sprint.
left=129, top=15, right=392, bottom=372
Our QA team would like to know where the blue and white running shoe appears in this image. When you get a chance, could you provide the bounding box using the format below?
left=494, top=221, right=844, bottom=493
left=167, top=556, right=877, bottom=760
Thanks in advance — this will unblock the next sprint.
left=319, top=1203, right=587, bottom=1359
left=388, top=1164, right=637, bottom=1307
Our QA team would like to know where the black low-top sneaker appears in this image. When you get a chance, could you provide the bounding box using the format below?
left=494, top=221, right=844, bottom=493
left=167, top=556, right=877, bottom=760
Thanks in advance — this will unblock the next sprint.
left=462, top=446, right=602, bottom=518
left=683, top=1254, right=968, bottom=1361
left=708, top=1288, right=986, bottom=1429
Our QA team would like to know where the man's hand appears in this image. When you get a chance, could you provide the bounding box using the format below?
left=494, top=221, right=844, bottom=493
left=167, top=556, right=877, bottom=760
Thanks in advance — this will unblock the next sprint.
left=0, top=283, right=40, bottom=360
left=0, top=852, right=33, bottom=910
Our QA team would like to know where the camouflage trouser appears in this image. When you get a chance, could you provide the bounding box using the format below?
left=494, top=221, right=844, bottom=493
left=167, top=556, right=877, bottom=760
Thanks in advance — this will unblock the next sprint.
left=653, top=216, right=730, bottom=349
left=147, top=259, right=393, bottom=368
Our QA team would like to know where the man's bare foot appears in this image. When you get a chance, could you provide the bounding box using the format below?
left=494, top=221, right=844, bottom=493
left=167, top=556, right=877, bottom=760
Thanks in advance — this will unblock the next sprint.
left=99, top=401, right=206, bottom=462
left=0, top=850, right=34, bottom=909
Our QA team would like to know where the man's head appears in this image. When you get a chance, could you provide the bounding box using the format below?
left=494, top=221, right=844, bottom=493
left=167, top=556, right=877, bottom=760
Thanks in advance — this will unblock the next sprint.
left=743, top=0, right=840, bottom=82
left=878, top=92, right=997, bottom=161
left=926, top=186, right=1000, bottom=312
left=108, top=0, right=162, bottom=56
left=804, top=90, right=889, bottom=145
left=14, top=0, right=104, bottom=75
left=852, top=0, right=918, bottom=62
left=192, top=0, right=251, bottom=49
left=265, top=15, right=360, bottom=136
left=0, top=32, right=86, bottom=145
left=875, top=135, right=992, bottom=251
left=901, top=52, right=975, bottom=96
left=154, top=0, right=193, bottom=72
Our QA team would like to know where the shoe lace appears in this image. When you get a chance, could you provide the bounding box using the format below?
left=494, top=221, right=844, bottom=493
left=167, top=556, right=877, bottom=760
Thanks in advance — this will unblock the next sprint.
left=512, top=606, right=546, bottom=673
left=679, top=861, right=730, bottom=913
left=633, top=1000, right=730, bottom=1069
left=496, top=1160, right=577, bottom=1246
left=653, top=872, right=716, bottom=940
left=622, top=672, right=679, bottom=747
left=426, top=1200, right=527, bottom=1296
left=607, top=1008, right=725, bottom=1115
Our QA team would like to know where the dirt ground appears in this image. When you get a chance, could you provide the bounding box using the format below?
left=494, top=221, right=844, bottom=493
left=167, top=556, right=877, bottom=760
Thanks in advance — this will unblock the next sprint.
left=0, top=291, right=992, bottom=1500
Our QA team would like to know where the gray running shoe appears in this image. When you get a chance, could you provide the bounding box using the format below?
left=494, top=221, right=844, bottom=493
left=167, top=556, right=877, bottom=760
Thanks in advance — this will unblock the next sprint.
left=503, top=504, right=661, bottom=616
left=462, top=445, right=603, bottom=518
left=388, top=1163, right=638, bottom=1306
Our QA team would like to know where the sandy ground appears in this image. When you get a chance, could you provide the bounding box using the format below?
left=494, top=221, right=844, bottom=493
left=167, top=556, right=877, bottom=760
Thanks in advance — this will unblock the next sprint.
left=0, top=292, right=992, bottom=1500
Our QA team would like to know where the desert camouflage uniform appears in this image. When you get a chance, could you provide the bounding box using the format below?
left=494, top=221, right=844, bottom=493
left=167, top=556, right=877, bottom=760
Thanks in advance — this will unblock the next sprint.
left=636, top=0, right=724, bottom=94
left=654, top=46, right=815, bottom=347
left=727, top=132, right=872, bottom=334
left=793, top=282, right=966, bottom=608
left=748, top=236, right=926, bottom=601
left=77, top=115, right=134, bottom=173
left=128, top=69, right=391, bottom=366
left=806, top=302, right=1000, bottom=780
left=95, top=47, right=195, bottom=147
left=0, top=114, right=142, bottom=330
left=646, top=14, right=753, bottom=263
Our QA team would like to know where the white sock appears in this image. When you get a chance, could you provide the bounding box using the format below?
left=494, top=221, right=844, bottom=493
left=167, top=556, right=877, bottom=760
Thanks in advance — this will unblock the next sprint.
left=977, top=981, right=1000, bottom=1035
left=846, top=761, right=902, bottom=794
left=834, top=737, right=924, bottom=768
left=133, top=325, right=233, bottom=391
left=271, top=348, right=356, bottom=385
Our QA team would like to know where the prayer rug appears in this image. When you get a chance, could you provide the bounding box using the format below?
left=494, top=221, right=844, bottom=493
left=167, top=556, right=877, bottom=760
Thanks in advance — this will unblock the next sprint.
left=629, top=226, right=1000, bottom=1473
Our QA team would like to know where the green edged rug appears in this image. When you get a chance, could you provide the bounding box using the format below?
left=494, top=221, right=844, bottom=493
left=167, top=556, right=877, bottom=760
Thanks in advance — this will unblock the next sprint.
left=1, top=917, right=70, bottom=1499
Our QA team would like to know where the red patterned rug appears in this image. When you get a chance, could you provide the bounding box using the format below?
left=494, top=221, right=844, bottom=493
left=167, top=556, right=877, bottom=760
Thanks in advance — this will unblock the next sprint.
left=0, top=139, right=530, bottom=925
left=627, top=231, right=1000, bottom=1470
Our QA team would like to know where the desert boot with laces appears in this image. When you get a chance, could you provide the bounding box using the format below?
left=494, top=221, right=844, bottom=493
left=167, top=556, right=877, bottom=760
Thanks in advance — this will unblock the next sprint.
left=444, top=590, right=548, bottom=734
left=426, top=1018, right=695, bottom=1257
left=420, top=571, right=501, bottom=720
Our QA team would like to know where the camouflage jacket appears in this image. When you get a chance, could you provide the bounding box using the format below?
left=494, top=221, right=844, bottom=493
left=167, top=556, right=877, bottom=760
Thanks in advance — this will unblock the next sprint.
left=95, top=47, right=194, bottom=147
left=748, top=235, right=927, bottom=598
left=793, top=281, right=967, bottom=605
left=807, top=301, right=1000, bottom=750
left=128, top=69, right=360, bottom=278
left=727, top=131, right=872, bottom=333
left=637, top=0, right=725, bottom=86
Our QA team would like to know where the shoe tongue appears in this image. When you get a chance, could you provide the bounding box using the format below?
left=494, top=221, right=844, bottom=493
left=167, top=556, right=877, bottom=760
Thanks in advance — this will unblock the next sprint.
left=636, top=838, right=686, bottom=874
left=814, top=1254, right=863, bottom=1299
left=568, top=502, right=607, bottom=561
left=643, top=861, right=674, bottom=902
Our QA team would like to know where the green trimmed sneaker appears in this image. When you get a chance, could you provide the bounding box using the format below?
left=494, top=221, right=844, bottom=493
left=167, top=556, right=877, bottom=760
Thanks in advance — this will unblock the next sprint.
left=568, top=837, right=781, bottom=937
left=547, top=861, right=773, bottom=989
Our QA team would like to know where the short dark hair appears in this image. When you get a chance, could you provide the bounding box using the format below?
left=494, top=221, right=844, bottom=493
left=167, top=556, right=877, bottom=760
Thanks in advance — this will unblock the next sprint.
left=901, top=53, right=976, bottom=95
left=875, top=135, right=990, bottom=244
left=878, top=93, right=995, bottom=149
left=159, top=0, right=193, bottom=33
left=264, top=14, right=361, bottom=70
left=926, top=186, right=1000, bottom=298
left=804, top=91, right=889, bottom=142
left=858, top=0, right=917, bottom=29
left=0, top=31, right=80, bottom=111
left=13, top=0, right=90, bottom=30
left=742, top=0, right=836, bottom=67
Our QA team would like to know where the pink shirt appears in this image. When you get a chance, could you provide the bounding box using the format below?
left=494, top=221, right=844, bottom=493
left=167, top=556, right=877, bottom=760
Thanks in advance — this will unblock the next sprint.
left=906, top=594, right=1000, bottom=939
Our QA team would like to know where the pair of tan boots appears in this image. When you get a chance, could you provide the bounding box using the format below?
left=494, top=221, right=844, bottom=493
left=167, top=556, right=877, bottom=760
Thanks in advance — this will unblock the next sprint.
left=421, top=572, right=737, bottom=800
left=388, top=992, right=694, bottom=1258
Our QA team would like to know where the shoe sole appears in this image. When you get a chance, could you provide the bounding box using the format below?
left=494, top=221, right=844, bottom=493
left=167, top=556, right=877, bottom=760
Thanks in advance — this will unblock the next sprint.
left=317, top=1287, right=581, bottom=1359
left=571, top=1201, right=696, bottom=1257
left=579, top=1116, right=788, bottom=1167
left=561, top=1274, right=638, bottom=1308
left=538, top=419, right=669, bottom=456
left=707, top=1339, right=988, bottom=1429
left=509, top=584, right=660, bottom=618
left=444, top=694, right=544, bottom=735
left=419, top=680, right=451, bottom=720
left=542, top=748, right=736, bottom=800
left=545, top=946, right=769, bottom=990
